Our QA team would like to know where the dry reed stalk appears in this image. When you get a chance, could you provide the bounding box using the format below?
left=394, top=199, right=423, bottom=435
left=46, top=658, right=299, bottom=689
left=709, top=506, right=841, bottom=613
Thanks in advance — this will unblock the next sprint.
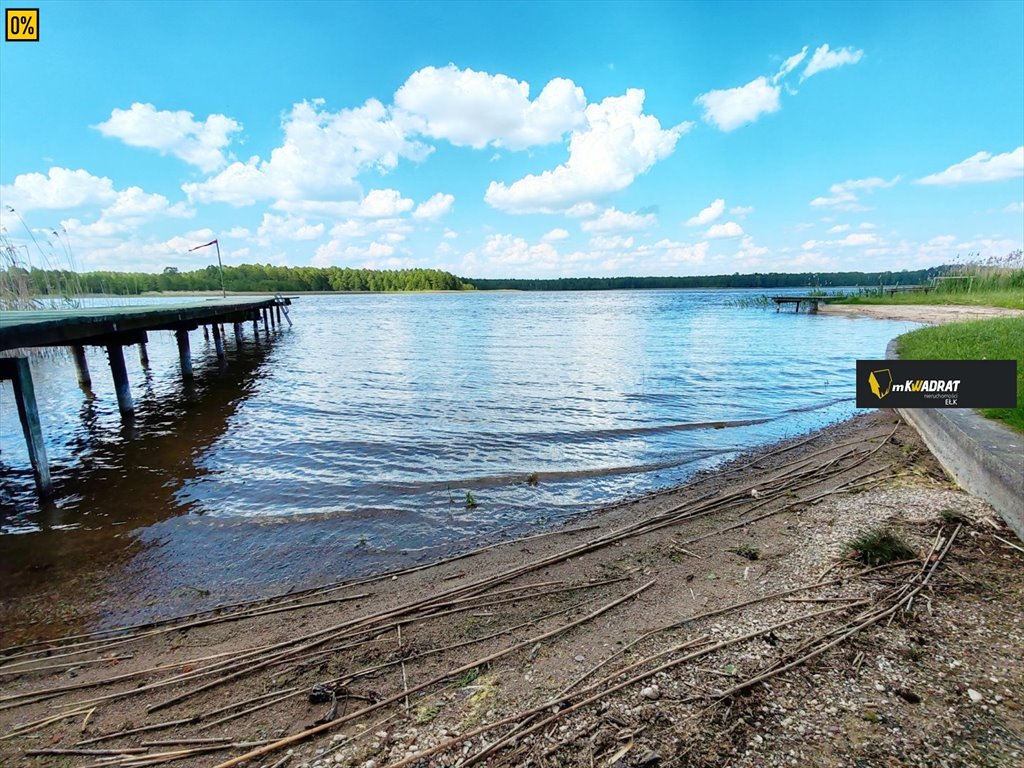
left=211, top=580, right=657, bottom=768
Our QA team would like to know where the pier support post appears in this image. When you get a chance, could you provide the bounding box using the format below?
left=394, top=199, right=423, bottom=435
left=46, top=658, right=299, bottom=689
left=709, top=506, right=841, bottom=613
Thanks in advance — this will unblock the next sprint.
left=106, top=345, right=134, bottom=416
left=203, top=325, right=210, bottom=342
left=138, top=342, right=150, bottom=368
left=268, top=307, right=276, bottom=329
left=176, top=329, right=193, bottom=380
left=0, top=357, right=52, bottom=495
left=275, top=305, right=282, bottom=325
left=212, top=323, right=225, bottom=360
left=252, top=315, right=259, bottom=336
left=262, top=308, right=270, bottom=333
left=233, top=322, right=243, bottom=345
left=71, top=344, right=91, bottom=388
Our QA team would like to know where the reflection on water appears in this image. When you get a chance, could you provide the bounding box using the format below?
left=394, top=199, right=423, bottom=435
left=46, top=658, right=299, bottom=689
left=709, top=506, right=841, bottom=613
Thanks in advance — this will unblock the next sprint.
left=0, top=291, right=920, bottom=621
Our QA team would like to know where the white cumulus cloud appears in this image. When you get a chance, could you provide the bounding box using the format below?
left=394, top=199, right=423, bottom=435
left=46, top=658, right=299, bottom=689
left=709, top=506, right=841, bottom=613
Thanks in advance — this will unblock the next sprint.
left=95, top=103, right=241, bottom=173
left=394, top=65, right=586, bottom=150
left=590, top=234, right=635, bottom=251
left=580, top=207, right=657, bottom=233
left=686, top=198, right=726, bottom=226
left=352, top=188, right=415, bottom=218
left=810, top=176, right=899, bottom=210
left=916, top=147, right=1024, bottom=186
left=413, top=192, right=455, bottom=220
left=256, top=213, right=325, bottom=241
left=774, top=47, right=809, bottom=83
left=704, top=221, right=744, bottom=239
left=695, top=76, right=781, bottom=132
left=542, top=228, right=570, bottom=241
left=183, top=99, right=431, bottom=207
left=481, top=233, right=560, bottom=267
left=62, top=187, right=193, bottom=238
left=1, top=167, right=117, bottom=211
left=801, top=44, right=864, bottom=81
left=484, top=89, right=688, bottom=213
left=648, top=238, right=708, bottom=265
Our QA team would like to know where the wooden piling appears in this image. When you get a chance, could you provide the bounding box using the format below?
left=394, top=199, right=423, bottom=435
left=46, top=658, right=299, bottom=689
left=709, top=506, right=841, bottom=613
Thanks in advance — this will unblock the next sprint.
left=203, top=325, right=210, bottom=341
left=275, top=304, right=282, bottom=324
left=106, top=345, right=134, bottom=416
left=233, top=322, right=243, bottom=345
left=138, top=342, right=150, bottom=367
left=0, top=357, right=52, bottom=494
left=212, top=324, right=225, bottom=360
left=71, top=344, right=92, bottom=388
left=268, top=307, right=276, bottom=329
left=252, top=315, right=259, bottom=336
left=175, top=329, right=193, bottom=379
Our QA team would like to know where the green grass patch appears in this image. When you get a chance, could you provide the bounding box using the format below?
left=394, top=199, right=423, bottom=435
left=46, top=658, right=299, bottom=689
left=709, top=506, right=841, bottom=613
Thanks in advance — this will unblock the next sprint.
left=833, top=255, right=1023, bottom=309
left=847, top=529, right=917, bottom=566
left=897, top=317, right=1024, bottom=432
left=834, top=289, right=1023, bottom=310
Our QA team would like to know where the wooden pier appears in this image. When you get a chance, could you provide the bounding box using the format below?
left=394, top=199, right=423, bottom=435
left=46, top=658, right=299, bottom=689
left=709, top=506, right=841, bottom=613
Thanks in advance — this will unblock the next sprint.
left=0, top=296, right=292, bottom=495
left=771, top=296, right=829, bottom=313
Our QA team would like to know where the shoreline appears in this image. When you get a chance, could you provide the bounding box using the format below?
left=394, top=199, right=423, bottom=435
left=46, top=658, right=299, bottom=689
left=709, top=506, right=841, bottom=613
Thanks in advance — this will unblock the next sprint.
left=819, top=303, right=1024, bottom=323
left=2, top=411, right=1021, bottom=767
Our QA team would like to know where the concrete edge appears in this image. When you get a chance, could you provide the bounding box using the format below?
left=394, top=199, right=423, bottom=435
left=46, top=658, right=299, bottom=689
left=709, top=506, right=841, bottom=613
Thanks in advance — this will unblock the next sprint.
left=886, top=339, right=1024, bottom=542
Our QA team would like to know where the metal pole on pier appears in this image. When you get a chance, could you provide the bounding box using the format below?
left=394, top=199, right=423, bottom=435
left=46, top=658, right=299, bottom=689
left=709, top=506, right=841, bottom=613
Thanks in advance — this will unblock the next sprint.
left=188, top=238, right=226, bottom=299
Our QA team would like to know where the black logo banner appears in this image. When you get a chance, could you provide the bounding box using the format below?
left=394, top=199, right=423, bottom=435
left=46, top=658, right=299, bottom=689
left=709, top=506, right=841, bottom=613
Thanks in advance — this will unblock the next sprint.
left=856, top=359, right=1017, bottom=409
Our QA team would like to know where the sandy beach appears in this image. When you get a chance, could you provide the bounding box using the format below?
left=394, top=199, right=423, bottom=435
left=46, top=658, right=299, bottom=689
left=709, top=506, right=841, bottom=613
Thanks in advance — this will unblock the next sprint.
left=2, top=410, right=1021, bottom=767
left=820, top=303, right=1024, bottom=323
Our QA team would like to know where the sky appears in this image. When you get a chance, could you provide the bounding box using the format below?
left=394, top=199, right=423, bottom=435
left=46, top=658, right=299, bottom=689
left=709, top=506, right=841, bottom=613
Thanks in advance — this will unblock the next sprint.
left=1, top=0, right=1022, bottom=279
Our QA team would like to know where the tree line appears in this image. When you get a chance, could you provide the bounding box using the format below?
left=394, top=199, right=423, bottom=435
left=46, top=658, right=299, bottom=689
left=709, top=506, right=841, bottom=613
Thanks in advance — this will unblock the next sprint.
left=2, top=263, right=946, bottom=296
left=466, top=268, right=946, bottom=291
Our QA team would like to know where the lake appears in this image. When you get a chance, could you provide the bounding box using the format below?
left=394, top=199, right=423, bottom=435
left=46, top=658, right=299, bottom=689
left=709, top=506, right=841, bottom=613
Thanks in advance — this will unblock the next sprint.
left=0, top=291, right=919, bottom=618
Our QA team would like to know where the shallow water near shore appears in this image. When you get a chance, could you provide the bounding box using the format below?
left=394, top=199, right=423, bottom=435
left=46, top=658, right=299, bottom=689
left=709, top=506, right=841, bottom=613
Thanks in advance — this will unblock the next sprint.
left=0, top=290, right=919, bottom=623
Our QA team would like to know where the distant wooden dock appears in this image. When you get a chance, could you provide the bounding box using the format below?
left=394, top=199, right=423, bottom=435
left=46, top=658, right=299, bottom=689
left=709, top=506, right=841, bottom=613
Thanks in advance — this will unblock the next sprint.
left=0, top=296, right=292, bottom=494
left=771, top=296, right=830, bottom=313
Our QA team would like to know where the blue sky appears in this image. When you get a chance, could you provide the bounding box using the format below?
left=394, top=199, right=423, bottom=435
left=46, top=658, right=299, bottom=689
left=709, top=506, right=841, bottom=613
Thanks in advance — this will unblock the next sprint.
left=1, top=0, right=1022, bottom=278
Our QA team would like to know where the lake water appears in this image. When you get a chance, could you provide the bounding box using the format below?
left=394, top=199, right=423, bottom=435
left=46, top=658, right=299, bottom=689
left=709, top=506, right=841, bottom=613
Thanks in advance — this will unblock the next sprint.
left=0, top=291, right=920, bottom=616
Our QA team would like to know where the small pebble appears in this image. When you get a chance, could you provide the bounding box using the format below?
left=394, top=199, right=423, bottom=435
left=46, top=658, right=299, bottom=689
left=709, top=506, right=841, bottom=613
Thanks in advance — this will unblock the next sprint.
left=642, top=685, right=660, bottom=700
left=968, top=688, right=984, bottom=703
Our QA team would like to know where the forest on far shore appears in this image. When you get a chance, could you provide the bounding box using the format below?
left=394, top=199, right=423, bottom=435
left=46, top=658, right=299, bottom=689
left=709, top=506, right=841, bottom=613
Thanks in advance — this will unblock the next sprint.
left=2, top=263, right=946, bottom=296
